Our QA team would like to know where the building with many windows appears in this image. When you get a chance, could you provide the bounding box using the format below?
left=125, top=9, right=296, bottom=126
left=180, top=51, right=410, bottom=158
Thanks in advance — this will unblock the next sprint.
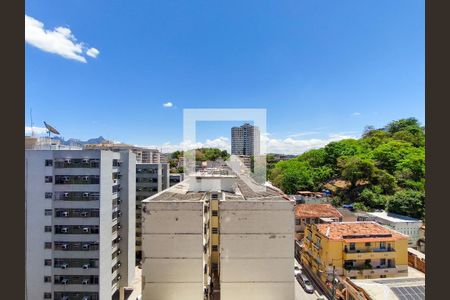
left=301, top=222, right=408, bottom=284
left=135, top=163, right=169, bottom=261
left=25, top=150, right=136, bottom=300
left=141, top=169, right=295, bottom=300
left=84, top=142, right=162, bottom=164
left=231, top=123, right=260, bottom=156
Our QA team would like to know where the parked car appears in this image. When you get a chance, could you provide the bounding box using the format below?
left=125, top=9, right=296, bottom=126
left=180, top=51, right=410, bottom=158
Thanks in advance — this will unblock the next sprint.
left=342, top=204, right=354, bottom=211
left=296, top=273, right=315, bottom=294
left=294, top=266, right=301, bottom=276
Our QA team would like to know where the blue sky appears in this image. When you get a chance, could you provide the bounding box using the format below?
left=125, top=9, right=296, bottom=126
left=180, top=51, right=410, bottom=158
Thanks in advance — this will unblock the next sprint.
left=25, top=0, right=424, bottom=154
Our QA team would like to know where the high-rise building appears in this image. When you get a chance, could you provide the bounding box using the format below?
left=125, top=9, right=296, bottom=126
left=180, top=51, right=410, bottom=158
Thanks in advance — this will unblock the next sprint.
left=25, top=150, right=136, bottom=300
left=140, top=169, right=295, bottom=300
left=135, top=163, right=170, bottom=261
left=231, top=123, right=260, bottom=156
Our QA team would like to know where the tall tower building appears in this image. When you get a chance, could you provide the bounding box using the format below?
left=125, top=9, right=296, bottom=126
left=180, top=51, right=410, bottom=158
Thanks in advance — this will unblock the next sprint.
left=231, top=123, right=260, bottom=156
left=25, top=150, right=136, bottom=300
left=141, top=169, right=295, bottom=300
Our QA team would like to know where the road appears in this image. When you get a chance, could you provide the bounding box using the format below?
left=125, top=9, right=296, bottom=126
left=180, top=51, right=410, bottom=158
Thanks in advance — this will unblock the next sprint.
left=294, top=259, right=327, bottom=300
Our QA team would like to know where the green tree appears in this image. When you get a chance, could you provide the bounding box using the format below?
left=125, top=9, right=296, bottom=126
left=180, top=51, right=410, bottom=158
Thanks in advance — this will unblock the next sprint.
left=386, top=190, right=425, bottom=219
left=384, top=118, right=421, bottom=134
left=337, top=156, right=375, bottom=189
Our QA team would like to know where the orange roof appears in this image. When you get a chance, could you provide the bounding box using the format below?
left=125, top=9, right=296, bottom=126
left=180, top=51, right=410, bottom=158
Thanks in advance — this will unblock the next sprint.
left=295, top=204, right=343, bottom=219
left=314, top=221, right=407, bottom=241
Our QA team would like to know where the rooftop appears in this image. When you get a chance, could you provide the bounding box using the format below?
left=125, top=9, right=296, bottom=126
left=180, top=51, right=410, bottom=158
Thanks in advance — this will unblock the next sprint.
left=295, top=204, right=342, bottom=219
left=368, top=211, right=421, bottom=223
left=314, top=221, right=408, bottom=241
left=143, top=169, right=289, bottom=203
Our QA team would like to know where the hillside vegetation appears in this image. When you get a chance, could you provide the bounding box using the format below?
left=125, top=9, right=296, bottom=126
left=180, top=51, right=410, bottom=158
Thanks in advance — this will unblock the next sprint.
left=269, top=118, right=425, bottom=219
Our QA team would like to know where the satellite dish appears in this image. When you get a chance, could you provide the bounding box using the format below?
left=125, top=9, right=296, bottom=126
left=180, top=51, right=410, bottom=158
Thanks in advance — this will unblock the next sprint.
left=43, top=121, right=61, bottom=135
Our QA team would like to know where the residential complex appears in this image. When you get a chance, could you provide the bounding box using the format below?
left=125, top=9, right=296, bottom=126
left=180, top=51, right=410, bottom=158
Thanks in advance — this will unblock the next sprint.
left=140, top=169, right=295, bottom=300
left=231, top=123, right=260, bottom=156
left=84, top=142, right=163, bottom=164
left=25, top=150, right=136, bottom=300
left=367, top=211, right=423, bottom=248
left=294, top=204, right=343, bottom=239
left=135, top=163, right=170, bottom=261
left=301, top=222, right=409, bottom=284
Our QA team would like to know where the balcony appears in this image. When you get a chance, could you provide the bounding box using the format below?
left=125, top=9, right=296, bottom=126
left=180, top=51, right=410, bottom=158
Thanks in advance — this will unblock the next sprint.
left=343, top=265, right=404, bottom=278
left=54, top=159, right=100, bottom=168
left=343, top=248, right=396, bottom=260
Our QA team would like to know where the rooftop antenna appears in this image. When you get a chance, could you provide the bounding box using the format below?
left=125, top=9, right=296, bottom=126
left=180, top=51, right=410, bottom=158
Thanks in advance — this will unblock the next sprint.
left=29, top=108, right=34, bottom=137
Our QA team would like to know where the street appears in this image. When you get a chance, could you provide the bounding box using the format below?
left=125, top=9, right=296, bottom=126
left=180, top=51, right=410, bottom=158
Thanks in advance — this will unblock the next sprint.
left=294, top=259, right=327, bottom=300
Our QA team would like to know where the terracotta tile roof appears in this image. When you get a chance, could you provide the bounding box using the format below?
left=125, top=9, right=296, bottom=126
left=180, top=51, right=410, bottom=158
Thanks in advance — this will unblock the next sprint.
left=295, top=204, right=343, bottom=219
left=314, top=221, right=408, bottom=241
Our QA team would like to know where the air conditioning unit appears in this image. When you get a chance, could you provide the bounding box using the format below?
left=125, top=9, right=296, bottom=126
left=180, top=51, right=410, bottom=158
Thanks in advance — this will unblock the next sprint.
left=82, top=159, right=90, bottom=163
left=83, top=176, right=89, bottom=181
left=117, top=275, right=121, bottom=280
left=82, top=244, right=90, bottom=250
left=117, top=249, right=121, bottom=254
left=62, top=211, right=69, bottom=217
left=61, top=264, right=69, bottom=269
left=82, top=279, right=89, bottom=285
left=117, top=211, right=122, bottom=217
left=82, top=264, right=90, bottom=269
left=63, top=193, right=70, bottom=198
left=64, top=159, right=71, bottom=164
left=117, top=199, right=122, bottom=204
left=83, top=192, right=90, bottom=198
left=117, top=224, right=122, bottom=229
left=62, top=176, right=70, bottom=181
left=117, top=262, right=121, bottom=267
left=61, top=244, right=69, bottom=250
left=117, top=236, right=122, bottom=241
left=61, top=278, right=69, bottom=284
left=82, top=227, right=90, bottom=233
left=61, top=227, right=68, bottom=233
left=81, top=212, right=89, bottom=217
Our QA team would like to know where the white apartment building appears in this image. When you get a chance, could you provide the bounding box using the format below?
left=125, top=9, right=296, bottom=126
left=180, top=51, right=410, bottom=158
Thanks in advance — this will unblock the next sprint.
left=25, top=150, right=136, bottom=300
left=84, top=143, right=162, bottom=164
left=367, top=211, right=423, bottom=248
left=135, top=163, right=170, bottom=261
left=231, top=123, right=260, bottom=156
left=141, top=169, right=295, bottom=300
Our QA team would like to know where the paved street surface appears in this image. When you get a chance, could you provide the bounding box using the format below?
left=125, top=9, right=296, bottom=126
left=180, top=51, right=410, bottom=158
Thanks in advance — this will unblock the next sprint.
left=295, top=259, right=326, bottom=300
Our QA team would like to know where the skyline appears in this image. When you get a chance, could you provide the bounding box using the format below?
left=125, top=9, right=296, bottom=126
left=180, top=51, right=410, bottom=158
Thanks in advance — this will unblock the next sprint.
left=25, top=0, right=424, bottom=155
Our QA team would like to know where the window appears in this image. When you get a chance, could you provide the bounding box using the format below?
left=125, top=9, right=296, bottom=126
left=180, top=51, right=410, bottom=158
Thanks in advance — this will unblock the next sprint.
left=45, top=160, right=53, bottom=166
left=45, top=192, right=53, bottom=199
left=365, top=242, right=371, bottom=247
left=44, top=259, right=52, bottom=266
left=43, top=292, right=52, bottom=299
left=380, top=259, right=386, bottom=266
left=306, top=218, right=310, bottom=224
left=44, top=276, right=51, bottom=283
left=45, top=176, right=53, bottom=183
left=44, top=209, right=52, bottom=216
left=212, top=210, right=218, bottom=217
left=212, top=228, right=219, bottom=234
left=44, top=242, right=52, bottom=249
left=44, top=226, right=52, bottom=232
left=295, top=219, right=301, bottom=225
left=380, top=242, right=386, bottom=249
left=349, top=243, right=356, bottom=251
left=212, top=245, right=219, bottom=252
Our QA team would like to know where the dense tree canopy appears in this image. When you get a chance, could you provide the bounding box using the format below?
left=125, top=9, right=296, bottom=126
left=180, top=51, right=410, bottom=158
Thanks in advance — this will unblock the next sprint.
left=269, top=118, right=425, bottom=219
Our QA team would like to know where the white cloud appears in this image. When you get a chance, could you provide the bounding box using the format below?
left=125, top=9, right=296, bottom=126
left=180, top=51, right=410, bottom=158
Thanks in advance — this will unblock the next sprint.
left=25, top=126, right=48, bottom=135
left=86, top=48, right=100, bottom=58
left=352, top=112, right=361, bottom=116
left=138, top=134, right=358, bottom=155
left=25, top=15, right=99, bottom=63
left=287, top=131, right=320, bottom=138
left=163, top=102, right=174, bottom=108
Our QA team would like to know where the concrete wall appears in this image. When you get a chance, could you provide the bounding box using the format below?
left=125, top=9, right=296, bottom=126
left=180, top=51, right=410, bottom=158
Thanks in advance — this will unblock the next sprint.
left=219, top=199, right=295, bottom=300
left=142, top=201, right=204, bottom=300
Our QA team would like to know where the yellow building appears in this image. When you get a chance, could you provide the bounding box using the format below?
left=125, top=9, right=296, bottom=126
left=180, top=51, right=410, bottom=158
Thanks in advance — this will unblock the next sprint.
left=301, top=221, right=409, bottom=284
